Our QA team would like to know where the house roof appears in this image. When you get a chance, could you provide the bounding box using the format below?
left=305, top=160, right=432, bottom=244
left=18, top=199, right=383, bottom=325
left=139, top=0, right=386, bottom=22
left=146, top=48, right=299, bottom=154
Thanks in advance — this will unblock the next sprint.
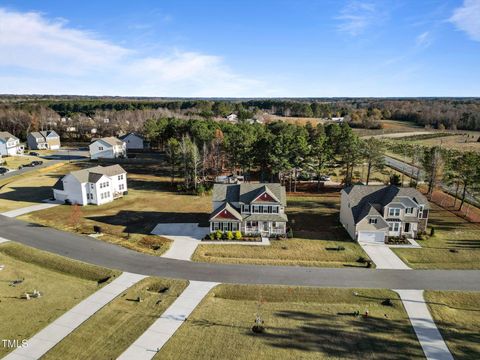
left=30, top=130, right=59, bottom=142
left=119, top=132, right=144, bottom=140
left=212, top=183, right=287, bottom=206
left=94, top=137, right=124, bottom=147
left=0, top=131, right=18, bottom=142
left=343, top=185, right=429, bottom=224
left=209, top=202, right=243, bottom=222
left=69, top=164, right=126, bottom=184
left=243, top=213, right=288, bottom=222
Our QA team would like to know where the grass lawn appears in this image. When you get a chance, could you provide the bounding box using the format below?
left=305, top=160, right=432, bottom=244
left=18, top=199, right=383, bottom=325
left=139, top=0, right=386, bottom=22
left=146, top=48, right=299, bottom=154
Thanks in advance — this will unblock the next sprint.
left=393, top=203, right=480, bottom=269
left=193, top=195, right=371, bottom=267
left=408, top=134, right=480, bottom=152
left=0, top=163, right=65, bottom=213
left=424, top=291, right=480, bottom=360
left=157, top=285, right=424, bottom=360
left=43, top=277, right=188, bottom=360
left=0, top=154, right=52, bottom=170
left=19, top=162, right=212, bottom=255
left=0, top=242, right=119, bottom=357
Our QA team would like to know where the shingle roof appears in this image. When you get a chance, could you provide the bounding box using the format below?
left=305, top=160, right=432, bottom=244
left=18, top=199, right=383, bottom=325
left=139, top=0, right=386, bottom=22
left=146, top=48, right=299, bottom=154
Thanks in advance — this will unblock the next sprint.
left=69, top=165, right=126, bottom=183
left=119, top=132, right=144, bottom=140
left=343, top=185, right=429, bottom=224
left=94, top=137, right=124, bottom=147
left=242, top=213, right=288, bottom=222
left=0, top=131, right=18, bottom=142
left=30, top=130, right=59, bottom=143
left=212, top=183, right=287, bottom=206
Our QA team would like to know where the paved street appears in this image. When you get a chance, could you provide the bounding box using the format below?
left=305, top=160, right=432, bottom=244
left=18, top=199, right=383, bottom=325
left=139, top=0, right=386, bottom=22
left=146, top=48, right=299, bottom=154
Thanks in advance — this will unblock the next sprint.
left=1, top=215, right=479, bottom=290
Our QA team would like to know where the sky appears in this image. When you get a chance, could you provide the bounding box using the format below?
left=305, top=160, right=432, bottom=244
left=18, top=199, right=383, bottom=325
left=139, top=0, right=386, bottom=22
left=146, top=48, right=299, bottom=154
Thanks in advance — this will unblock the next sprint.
left=0, top=0, right=479, bottom=97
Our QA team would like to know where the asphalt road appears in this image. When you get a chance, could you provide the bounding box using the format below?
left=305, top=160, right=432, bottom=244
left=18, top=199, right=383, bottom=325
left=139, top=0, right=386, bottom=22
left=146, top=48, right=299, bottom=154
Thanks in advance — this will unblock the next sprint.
left=0, top=215, right=479, bottom=291
left=384, top=155, right=480, bottom=206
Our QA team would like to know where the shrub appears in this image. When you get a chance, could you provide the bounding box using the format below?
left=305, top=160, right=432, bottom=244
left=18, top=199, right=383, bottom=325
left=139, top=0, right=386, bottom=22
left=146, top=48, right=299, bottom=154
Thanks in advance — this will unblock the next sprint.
left=430, top=227, right=435, bottom=237
left=208, top=233, right=215, bottom=240
left=226, top=231, right=234, bottom=240
left=234, top=230, right=242, bottom=240
left=215, top=230, right=222, bottom=240
left=287, top=228, right=293, bottom=238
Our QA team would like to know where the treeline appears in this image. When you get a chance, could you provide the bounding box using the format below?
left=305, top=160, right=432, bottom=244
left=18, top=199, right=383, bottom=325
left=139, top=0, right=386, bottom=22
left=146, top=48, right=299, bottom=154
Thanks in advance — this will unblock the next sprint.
left=385, top=141, right=480, bottom=209
left=145, top=118, right=387, bottom=192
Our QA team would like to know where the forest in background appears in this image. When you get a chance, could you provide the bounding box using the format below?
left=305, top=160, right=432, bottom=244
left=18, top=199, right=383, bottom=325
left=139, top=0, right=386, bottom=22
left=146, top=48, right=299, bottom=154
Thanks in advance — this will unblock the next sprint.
left=0, top=96, right=480, bottom=141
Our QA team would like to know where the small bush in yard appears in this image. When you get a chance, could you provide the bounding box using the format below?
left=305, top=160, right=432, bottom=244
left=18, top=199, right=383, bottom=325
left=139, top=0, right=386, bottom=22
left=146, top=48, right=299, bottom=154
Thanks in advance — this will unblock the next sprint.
left=234, top=230, right=242, bottom=240
left=215, top=230, right=223, bottom=240
left=208, top=233, right=215, bottom=240
left=430, top=227, right=435, bottom=237
left=226, top=231, right=234, bottom=240
left=287, top=228, right=293, bottom=238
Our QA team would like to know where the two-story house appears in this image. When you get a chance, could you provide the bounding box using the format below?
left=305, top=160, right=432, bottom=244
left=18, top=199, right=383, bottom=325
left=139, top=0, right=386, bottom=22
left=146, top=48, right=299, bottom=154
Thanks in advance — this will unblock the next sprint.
left=89, top=137, right=126, bottom=160
left=209, top=183, right=288, bottom=236
left=27, top=130, right=61, bottom=150
left=53, top=164, right=127, bottom=205
left=0, top=132, right=23, bottom=156
left=340, top=185, right=429, bottom=244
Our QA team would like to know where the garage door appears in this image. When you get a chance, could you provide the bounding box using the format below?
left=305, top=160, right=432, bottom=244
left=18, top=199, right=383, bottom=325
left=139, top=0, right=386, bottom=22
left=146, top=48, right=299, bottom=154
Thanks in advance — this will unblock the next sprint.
left=358, top=231, right=385, bottom=244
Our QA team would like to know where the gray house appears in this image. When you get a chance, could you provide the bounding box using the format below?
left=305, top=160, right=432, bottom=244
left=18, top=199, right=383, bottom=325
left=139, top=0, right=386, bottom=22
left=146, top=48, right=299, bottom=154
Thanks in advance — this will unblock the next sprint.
left=27, top=130, right=61, bottom=150
left=119, top=132, right=146, bottom=150
left=340, top=185, right=429, bottom=244
left=210, top=183, right=288, bottom=236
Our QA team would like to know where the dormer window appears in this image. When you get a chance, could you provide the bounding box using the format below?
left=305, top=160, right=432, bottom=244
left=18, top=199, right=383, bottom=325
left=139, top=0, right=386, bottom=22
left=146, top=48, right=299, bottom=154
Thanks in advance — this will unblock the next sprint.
left=243, top=205, right=250, bottom=213
left=369, top=218, right=377, bottom=224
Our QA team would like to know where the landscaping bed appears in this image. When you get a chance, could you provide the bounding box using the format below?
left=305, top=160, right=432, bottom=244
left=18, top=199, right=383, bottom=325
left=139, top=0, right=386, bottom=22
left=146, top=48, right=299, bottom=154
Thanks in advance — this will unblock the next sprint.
left=0, top=243, right=119, bottom=357
left=156, top=285, right=424, bottom=360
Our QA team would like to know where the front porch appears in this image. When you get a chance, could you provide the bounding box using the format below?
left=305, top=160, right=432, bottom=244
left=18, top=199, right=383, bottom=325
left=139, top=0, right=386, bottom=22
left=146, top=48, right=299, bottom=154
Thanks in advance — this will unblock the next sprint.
left=387, top=220, right=418, bottom=239
left=210, top=220, right=286, bottom=236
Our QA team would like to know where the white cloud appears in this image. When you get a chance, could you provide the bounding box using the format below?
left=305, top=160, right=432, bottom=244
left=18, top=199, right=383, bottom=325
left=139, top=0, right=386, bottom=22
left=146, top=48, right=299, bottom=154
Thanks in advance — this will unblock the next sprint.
left=450, top=0, right=480, bottom=41
left=336, top=1, right=377, bottom=36
left=0, top=8, right=266, bottom=96
left=416, top=31, right=432, bottom=48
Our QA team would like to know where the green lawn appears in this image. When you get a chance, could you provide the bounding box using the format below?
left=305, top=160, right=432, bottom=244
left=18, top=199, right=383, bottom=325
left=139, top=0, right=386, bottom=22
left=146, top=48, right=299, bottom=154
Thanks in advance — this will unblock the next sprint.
left=43, top=277, right=188, bottom=360
left=0, top=243, right=119, bottom=357
left=157, top=285, right=424, bottom=360
left=193, top=195, right=371, bottom=267
left=425, top=291, right=480, bottom=360
left=393, top=204, right=480, bottom=269
left=18, top=162, right=215, bottom=255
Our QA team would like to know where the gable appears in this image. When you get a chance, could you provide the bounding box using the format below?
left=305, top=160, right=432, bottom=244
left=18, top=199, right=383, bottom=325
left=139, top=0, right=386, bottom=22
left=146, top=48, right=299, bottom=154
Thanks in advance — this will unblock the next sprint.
left=211, top=208, right=240, bottom=220
left=252, top=191, right=277, bottom=203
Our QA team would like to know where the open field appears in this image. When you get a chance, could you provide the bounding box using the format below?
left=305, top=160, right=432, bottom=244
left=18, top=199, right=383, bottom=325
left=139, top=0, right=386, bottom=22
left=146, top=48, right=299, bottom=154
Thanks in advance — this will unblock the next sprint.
left=355, top=120, right=424, bottom=137
left=406, top=133, right=480, bottom=152
left=18, top=161, right=213, bottom=255
left=157, top=285, right=423, bottom=360
left=193, top=195, right=371, bottom=267
left=394, top=203, right=480, bottom=269
left=43, top=277, right=188, bottom=360
left=0, top=242, right=119, bottom=357
left=425, top=291, right=480, bottom=360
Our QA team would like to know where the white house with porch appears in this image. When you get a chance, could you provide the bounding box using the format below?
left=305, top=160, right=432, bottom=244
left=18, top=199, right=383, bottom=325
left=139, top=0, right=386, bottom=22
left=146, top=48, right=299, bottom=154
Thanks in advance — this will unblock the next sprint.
left=0, top=132, right=23, bottom=156
left=53, top=164, right=127, bottom=206
left=89, top=137, right=126, bottom=159
left=209, top=183, right=288, bottom=236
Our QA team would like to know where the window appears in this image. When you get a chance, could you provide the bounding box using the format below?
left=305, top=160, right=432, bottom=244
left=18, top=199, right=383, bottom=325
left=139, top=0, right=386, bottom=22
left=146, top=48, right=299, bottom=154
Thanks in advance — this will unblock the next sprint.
left=118, top=174, right=123, bottom=180
left=369, top=218, right=377, bottom=224
left=98, top=146, right=103, bottom=151
left=242, top=205, right=250, bottom=213
left=405, top=207, right=413, bottom=215
left=119, top=184, right=125, bottom=191
left=272, top=206, right=279, bottom=213
left=388, top=222, right=400, bottom=232
left=388, top=208, right=400, bottom=217
left=212, top=222, right=220, bottom=230
left=418, top=205, right=424, bottom=218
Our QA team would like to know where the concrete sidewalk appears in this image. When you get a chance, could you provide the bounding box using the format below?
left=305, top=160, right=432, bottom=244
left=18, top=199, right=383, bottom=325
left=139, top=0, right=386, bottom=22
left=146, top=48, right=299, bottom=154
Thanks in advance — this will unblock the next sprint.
left=396, top=289, right=454, bottom=360
left=0, top=237, right=10, bottom=244
left=118, top=280, right=218, bottom=360
left=4, top=272, right=146, bottom=360
left=360, top=243, right=411, bottom=270
left=1, top=202, right=60, bottom=218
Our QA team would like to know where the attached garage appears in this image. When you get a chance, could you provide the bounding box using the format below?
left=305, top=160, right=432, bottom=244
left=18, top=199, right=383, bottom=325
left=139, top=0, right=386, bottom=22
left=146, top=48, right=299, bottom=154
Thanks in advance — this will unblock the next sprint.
left=357, top=231, right=385, bottom=244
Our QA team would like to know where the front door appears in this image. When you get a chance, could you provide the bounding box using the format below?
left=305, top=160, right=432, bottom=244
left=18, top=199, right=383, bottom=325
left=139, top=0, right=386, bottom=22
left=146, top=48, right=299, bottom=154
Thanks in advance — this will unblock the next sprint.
left=262, top=221, right=269, bottom=234
left=404, top=223, right=410, bottom=233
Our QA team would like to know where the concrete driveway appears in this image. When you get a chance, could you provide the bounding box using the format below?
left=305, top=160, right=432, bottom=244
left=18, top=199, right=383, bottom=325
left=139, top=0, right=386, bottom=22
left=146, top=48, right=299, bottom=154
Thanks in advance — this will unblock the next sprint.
left=359, top=242, right=411, bottom=270
left=151, top=223, right=208, bottom=261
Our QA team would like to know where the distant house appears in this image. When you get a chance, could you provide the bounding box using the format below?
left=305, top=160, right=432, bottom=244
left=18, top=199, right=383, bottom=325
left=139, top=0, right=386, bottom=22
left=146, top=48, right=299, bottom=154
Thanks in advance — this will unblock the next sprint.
left=119, top=132, right=146, bottom=150
left=27, top=130, right=61, bottom=150
left=340, top=185, right=429, bottom=244
left=53, top=164, right=127, bottom=206
left=226, top=113, right=238, bottom=122
left=0, top=132, right=23, bottom=156
left=209, top=183, right=288, bottom=236
left=89, top=137, right=126, bottom=160
left=331, top=117, right=344, bottom=123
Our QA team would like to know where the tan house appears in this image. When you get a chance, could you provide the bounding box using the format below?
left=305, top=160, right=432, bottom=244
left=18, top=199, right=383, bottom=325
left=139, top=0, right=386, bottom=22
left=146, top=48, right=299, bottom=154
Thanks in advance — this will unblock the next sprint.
left=27, top=130, right=61, bottom=150
left=209, top=183, right=288, bottom=236
left=340, top=185, right=429, bottom=244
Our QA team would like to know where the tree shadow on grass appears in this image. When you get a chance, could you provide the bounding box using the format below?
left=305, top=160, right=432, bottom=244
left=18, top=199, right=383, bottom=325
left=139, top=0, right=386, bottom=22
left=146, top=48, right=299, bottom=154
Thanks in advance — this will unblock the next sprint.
left=87, top=210, right=210, bottom=234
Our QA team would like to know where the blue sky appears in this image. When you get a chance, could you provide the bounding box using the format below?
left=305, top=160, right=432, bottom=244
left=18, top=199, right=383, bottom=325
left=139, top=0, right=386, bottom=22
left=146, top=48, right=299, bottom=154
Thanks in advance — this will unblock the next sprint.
left=0, top=0, right=479, bottom=97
